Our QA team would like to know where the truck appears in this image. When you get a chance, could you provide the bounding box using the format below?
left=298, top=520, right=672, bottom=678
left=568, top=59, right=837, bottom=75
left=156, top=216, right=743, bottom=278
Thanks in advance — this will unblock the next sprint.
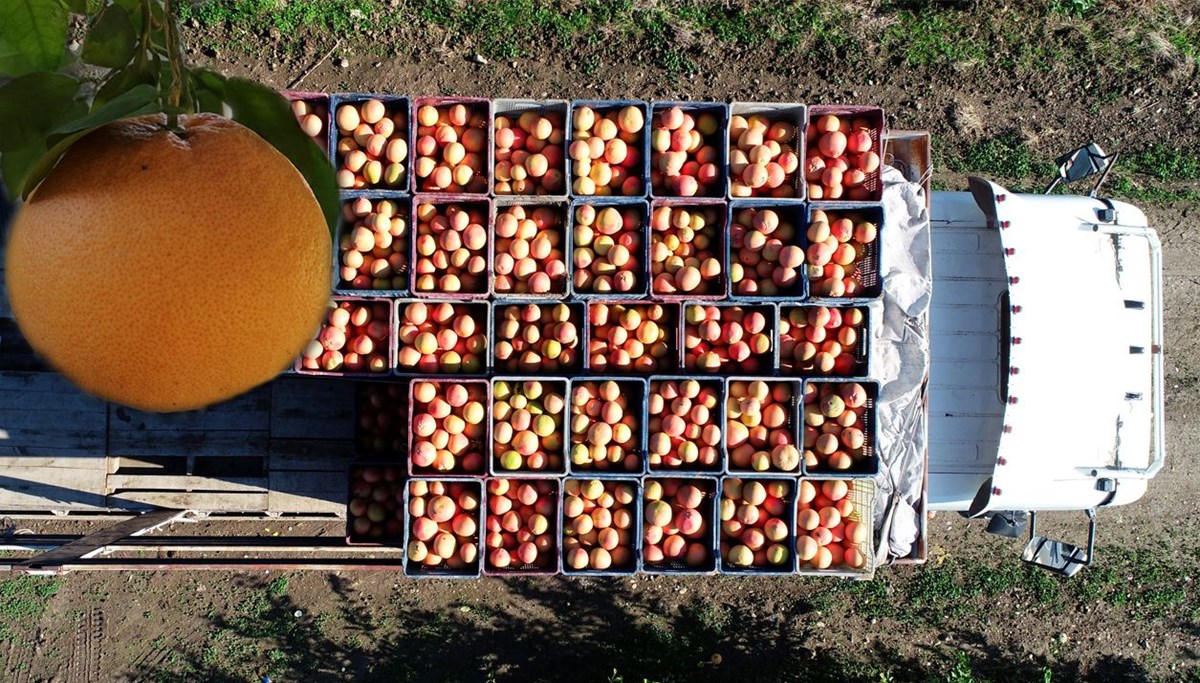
left=0, top=127, right=1164, bottom=578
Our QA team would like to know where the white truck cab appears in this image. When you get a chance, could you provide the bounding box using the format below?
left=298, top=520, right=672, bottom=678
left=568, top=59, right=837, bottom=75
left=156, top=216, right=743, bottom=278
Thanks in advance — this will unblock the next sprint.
left=926, top=160, right=1165, bottom=575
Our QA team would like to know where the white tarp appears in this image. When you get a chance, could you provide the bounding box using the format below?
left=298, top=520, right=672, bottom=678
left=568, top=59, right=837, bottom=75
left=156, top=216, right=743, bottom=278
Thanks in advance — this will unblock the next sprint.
left=868, top=166, right=932, bottom=562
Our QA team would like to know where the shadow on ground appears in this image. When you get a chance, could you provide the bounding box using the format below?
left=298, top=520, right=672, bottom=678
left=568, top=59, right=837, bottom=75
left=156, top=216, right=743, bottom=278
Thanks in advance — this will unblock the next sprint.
left=131, top=570, right=1164, bottom=683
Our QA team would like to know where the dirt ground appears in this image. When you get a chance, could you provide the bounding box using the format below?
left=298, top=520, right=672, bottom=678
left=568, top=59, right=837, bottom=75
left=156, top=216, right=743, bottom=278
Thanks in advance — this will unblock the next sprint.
left=3, top=4, right=1200, bottom=682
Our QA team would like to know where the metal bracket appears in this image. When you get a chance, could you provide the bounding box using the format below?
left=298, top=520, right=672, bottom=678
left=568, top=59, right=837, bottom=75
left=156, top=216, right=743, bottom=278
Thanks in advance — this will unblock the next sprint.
left=1021, top=509, right=1096, bottom=577
left=1043, top=143, right=1119, bottom=197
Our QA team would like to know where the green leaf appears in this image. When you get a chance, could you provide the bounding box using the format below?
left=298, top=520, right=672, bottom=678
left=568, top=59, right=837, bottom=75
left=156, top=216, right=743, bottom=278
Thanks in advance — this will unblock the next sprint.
left=219, top=76, right=339, bottom=237
left=82, top=4, right=137, bottom=69
left=93, top=61, right=155, bottom=108
left=0, top=0, right=69, bottom=77
left=0, top=72, right=79, bottom=151
left=57, top=0, right=85, bottom=13
left=190, top=68, right=227, bottom=114
left=10, top=84, right=161, bottom=198
left=13, top=127, right=93, bottom=198
left=52, top=83, right=159, bottom=135
left=1, top=140, right=48, bottom=199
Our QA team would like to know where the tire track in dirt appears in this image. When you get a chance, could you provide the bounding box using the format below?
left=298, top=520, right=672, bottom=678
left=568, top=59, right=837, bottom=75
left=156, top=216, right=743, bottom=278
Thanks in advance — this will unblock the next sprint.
left=5, top=631, right=33, bottom=683
left=127, top=637, right=174, bottom=683
left=70, top=607, right=104, bottom=683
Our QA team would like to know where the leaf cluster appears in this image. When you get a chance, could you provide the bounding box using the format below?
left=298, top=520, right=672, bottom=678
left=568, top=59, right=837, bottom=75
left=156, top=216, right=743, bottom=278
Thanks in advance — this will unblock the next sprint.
left=0, top=0, right=337, bottom=234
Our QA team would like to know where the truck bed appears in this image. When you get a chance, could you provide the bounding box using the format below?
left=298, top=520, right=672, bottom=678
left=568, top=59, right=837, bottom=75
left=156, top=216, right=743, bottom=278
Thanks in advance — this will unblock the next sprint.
left=927, top=191, right=1005, bottom=510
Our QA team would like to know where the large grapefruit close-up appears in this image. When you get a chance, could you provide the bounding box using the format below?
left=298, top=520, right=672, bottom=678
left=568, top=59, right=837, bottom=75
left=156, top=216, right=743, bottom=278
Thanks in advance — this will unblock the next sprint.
left=5, top=113, right=331, bottom=412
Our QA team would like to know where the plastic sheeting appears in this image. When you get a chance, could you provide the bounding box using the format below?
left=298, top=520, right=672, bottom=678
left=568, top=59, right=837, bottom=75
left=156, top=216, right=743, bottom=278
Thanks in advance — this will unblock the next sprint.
left=867, top=165, right=932, bottom=562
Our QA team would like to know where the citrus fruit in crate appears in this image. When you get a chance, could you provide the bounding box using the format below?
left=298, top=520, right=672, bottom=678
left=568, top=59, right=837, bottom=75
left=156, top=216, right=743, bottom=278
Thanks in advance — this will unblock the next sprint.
left=5, top=113, right=330, bottom=412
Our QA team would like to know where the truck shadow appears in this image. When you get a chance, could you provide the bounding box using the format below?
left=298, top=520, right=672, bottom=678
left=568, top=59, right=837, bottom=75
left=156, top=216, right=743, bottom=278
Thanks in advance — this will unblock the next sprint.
left=135, top=571, right=1161, bottom=683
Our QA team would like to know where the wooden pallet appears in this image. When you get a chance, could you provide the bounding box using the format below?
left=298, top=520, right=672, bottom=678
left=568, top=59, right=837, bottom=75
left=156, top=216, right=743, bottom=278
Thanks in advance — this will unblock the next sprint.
left=0, top=370, right=357, bottom=515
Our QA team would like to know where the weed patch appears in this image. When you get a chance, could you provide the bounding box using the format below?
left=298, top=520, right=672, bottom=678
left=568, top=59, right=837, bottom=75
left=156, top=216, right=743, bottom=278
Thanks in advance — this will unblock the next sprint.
left=0, top=576, right=62, bottom=640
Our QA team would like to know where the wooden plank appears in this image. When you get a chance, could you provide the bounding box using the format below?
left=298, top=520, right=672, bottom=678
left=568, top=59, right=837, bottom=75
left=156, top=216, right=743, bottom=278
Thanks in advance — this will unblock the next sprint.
left=269, top=376, right=356, bottom=440
left=268, top=490, right=347, bottom=515
left=268, top=469, right=347, bottom=515
left=107, top=385, right=270, bottom=458
left=0, top=426, right=108, bottom=457
left=0, top=488, right=111, bottom=511
left=106, top=491, right=268, bottom=512
left=106, top=475, right=268, bottom=493
left=0, top=371, right=109, bottom=411
left=19, top=510, right=184, bottom=569
left=269, top=439, right=356, bottom=469
left=0, top=456, right=107, bottom=470
left=109, top=385, right=270, bottom=431
left=108, top=431, right=268, bottom=458
left=0, top=372, right=107, bottom=456
left=0, top=465, right=108, bottom=509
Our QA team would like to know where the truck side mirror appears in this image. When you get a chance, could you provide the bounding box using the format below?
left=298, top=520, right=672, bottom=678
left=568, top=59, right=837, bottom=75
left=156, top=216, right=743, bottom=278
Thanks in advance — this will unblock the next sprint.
left=1044, top=143, right=1118, bottom=197
left=1020, top=509, right=1096, bottom=577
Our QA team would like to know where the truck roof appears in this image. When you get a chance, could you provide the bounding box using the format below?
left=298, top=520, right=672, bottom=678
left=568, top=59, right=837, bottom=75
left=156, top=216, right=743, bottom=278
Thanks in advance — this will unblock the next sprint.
left=928, top=180, right=1161, bottom=512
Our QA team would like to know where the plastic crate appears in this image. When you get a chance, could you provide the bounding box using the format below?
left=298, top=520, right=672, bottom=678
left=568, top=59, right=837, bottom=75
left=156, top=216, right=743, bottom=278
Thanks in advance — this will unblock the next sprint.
left=345, top=462, right=406, bottom=546
left=648, top=101, right=729, bottom=199
left=491, top=300, right=587, bottom=375
left=489, top=377, right=571, bottom=476
left=354, top=380, right=410, bottom=457
left=567, top=100, right=651, bottom=199
left=585, top=301, right=681, bottom=376
left=283, top=90, right=331, bottom=154
left=329, top=93, right=411, bottom=194
left=681, top=303, right=778, bottom=376
left=640, top=475, right=720, bottom=575
left=648, top=198, right=730, bottom=300
left=727, top=102, right=807, bottom=201
left=393, top=299, right=491, bottom=377
left=806, top=203, right=885, bottom=301
left=409, top=195, right=492, bottom=299
left=407, top=378, right=490, bottom=477
left=482, top=477, right=563, bottom=576
left=801, top=379, right=879, bottom=478
left=724, top=377, right=804, bottom=475
left=491, top=99, right=570, bottom=199
left=805, top=105, right=885, bottom=203
left=725, top=200, right=809, bottom=302
left=295, top=297, right=395, bottom=377
left=646, top=376, right=726, bottom=474
left=795, top=476, right=876, bottom=577
left=491, top=197, right=572, bottom=299
left=716, top=475, right=798, bottom=575
left=778, top=304, right=871, bottom=379
left=410, top=96, right=493, bottom=196
left=334, top=193, right=412, bottom=296
left=566, top=377, right=649, bottom=476
left=567, top=197, right=651, bottom=299
left=560, top=476, right=643, bottom=576
left=403, top=478, right=485, bottom=578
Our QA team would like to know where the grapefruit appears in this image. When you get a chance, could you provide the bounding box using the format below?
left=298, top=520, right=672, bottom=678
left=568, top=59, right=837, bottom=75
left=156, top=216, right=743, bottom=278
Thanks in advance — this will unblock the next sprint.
left=5, top=113, right=331, bottom=411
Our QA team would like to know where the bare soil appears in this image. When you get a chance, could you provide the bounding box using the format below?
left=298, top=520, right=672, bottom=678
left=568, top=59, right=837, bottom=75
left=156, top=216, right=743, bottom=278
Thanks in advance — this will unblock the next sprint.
left=4, top=10, right=1200, bottom=683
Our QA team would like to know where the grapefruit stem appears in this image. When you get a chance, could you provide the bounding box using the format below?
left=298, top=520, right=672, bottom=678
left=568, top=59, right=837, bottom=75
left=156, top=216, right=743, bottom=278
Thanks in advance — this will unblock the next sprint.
left=162, top=0, right=183, bottom=110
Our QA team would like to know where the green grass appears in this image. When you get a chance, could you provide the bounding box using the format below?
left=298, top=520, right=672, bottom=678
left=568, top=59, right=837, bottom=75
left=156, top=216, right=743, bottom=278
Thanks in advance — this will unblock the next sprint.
left=177, top=0, right=371, bottom=34
left=1073, top=547, right=1196, bottom=619
left=176, top=0, right=1197, bottom=85
left=953, top=132, right=1047, bottom=180
left=0, top=576, right=62, bottom=640
left=836, top=556, right=1066, bottom=627
left=1049, top=0, right=1098, bottom=18
left=941, top=133, right=1200, bottom=203
left=1126, top=143, right=1200, bottom=181
left=883, top=9, right=987, bottom=68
